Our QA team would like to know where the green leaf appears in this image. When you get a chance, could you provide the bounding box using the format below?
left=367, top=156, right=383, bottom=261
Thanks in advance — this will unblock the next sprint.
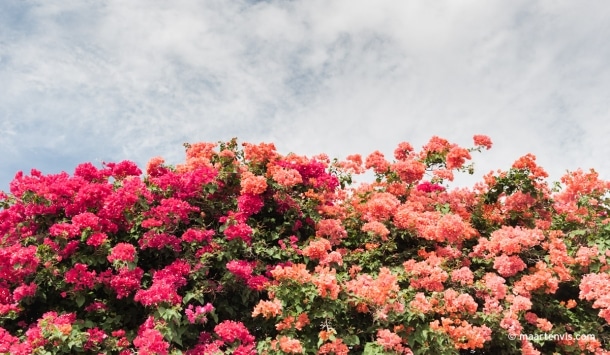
left=343, top=334, right=360, bottom=346
left=75, top=294, right=86, bottom=308
left=569, top=229, right=587, bottom=237
left=363, top=342, right=392, bottom=355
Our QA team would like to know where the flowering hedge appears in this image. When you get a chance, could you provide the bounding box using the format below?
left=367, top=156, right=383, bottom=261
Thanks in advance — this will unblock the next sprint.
left=0, top=136, right=609, bottom=354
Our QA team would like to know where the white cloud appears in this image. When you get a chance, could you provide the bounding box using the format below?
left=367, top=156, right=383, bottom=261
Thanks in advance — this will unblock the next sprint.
left=1, top=0, right=610, bottom=191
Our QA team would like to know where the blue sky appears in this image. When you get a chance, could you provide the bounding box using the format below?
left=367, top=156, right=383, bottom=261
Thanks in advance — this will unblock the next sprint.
left=1, top=0, right=610, bottom=191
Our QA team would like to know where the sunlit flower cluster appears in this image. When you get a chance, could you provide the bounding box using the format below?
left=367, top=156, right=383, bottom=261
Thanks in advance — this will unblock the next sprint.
left=1, top=134, right=610, bottom=354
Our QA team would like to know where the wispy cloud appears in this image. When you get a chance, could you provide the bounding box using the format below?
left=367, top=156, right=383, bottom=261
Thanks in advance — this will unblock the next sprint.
left=1, top=0, right=609, bottom=190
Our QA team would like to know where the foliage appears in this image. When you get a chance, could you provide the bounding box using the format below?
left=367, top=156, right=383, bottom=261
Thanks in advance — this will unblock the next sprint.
left=1, top=135, right=610, bottom=354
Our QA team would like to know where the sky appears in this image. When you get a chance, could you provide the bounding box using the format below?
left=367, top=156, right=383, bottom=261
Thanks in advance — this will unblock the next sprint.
left=1, top=0, right=610, bottom=192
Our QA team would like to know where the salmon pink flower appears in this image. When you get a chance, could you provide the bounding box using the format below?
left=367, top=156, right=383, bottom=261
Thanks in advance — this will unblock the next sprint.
left=493, top=254, right=527, bottom=277
left=240, top=171, right=268, bottom=195
left=278, top=336, right=303, bottom=354
left=242, top=142, right=278, bottom=164
left=473, top=135, right=493, bottom=149
left=313, top=266, right=340, bottom=300
left=451, top=267, right=474, bottom=285
left=365, top=151, right=390, bottom=174
left=315, top=219, right=347, bottom=245
left=376, top=329, right=404, bottom=352
left=391, top=159, right=426, bottom=184
left=445, top=146, right=471, bottom=170
left=252, top=299, right=283, bottom=319
left=271, top=168, right=303, bottom=187
left=361, top=221, right=390, bottom=240
left=394, top=142, right=414, bottom=160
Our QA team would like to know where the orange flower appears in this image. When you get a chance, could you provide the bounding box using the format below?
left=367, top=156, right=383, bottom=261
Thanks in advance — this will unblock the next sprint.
left=431, top=318, right=492, bottom=350
left=536, top=318, right=553, bottom=332
left=493, top=254, right=527, bottom=277
left=272, top=314, right=310, bottom=332
left=278, top=336, right=304, bottom=354
left=177, top=142, right=217, bottom=171
left=271, top=264, right=312, bottom=283
left=276, top=316, right=294, bottom=331
left=433, top=168, right=454, bottom=181
left=577, top=336, right=602, bottom=353
left=566, top=299, right=577, bottom=309
left=348, top=265, right=362, bottom=278
left=575, top=246, right=599, bottom=267
left=473, top=135, right=493, bottom=150
left=318, top=330, right=333, bottom=342
left=376, top=329, right=404, bottom=353
left=240, top=171, right=268, bottom=195
left=450, top=267, right=474, bottom=286
left=403, top=255, right=448, bottom=292
left=435, top=213, right=474, bottom=244
left=365, top=151, right=390, bottom=174
left=336, top=154, right=365, bottom=174
left=56, top=323, right=72, bottom=335
left=302, top=238, right=332, bottom=260
left=391, top=159, right=426, bottom=184
left=445, top=146, right=471, bottom=170
left=320, top=251, right=343, bottom=267
left=272, top=168, right=303, bottom=187
left=312, top=266, right=340, bottom=300
left=409, top=292, right=433, bottom=314
left=295, top=313, right=310, bottom=330
left=365, top=243, right=379, bottom=251
left=346, top=267, right=399, bottom=307
left=512, top=262, right=559, bottom=297
left=359, top=192, right=400, bottom=222
left=252, top=299, right=283, bottom=319
left=512, top=153, right=548, bottom=178
left=315, top=219, right=347, bottom=245
left=442, top=289, right=478, bottom=315
left=355, top=302, right=370, bottom=313
left=361, top=221, right=390, bottom=241
left=318, top=338, right=349, bottom=355
left=242, top=142, right=278, bottom=163
left=421, top=136, right=451, bottom=155
left=394, top=142, right=414, bottom=160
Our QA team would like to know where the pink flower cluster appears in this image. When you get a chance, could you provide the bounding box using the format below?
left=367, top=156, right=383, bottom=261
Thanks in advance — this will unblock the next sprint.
left=185, top=303, right=214, bottom=324
left=107, top=243, right=137, bottom=264
left=1, top=135, right=610, bottom=354
left=134, top=260, right=190, bottom=306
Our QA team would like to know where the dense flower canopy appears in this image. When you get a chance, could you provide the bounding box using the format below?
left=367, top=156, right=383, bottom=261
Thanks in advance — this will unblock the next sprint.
left=0, top=136, right=609, bottom=354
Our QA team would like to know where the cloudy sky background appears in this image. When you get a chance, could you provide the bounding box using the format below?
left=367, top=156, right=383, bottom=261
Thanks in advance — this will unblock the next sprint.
left=1, top=0, right=609, bottom=192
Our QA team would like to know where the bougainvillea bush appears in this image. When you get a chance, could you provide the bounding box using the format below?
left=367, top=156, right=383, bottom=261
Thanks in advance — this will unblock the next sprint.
left=1, top=136, right=610, bottom=354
